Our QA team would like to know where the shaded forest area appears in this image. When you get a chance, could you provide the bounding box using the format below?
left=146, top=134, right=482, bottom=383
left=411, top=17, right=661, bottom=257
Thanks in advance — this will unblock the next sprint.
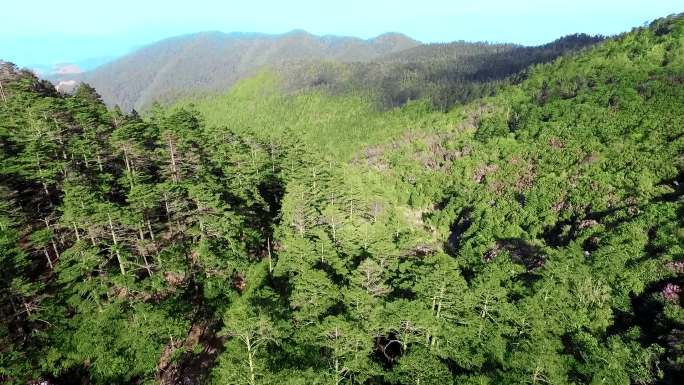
left=1, top=14, right=683, bottom=385
left=282, top=33, right=603, bottom=110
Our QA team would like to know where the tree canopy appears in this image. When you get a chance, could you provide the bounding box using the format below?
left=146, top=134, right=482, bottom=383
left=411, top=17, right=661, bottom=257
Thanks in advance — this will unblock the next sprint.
left=0, top=14, right=683, bottom=385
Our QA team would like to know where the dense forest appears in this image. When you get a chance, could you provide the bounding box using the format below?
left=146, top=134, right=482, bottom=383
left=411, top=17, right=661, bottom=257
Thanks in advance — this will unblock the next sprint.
left=280, top=33, right=603, bottom=110
left=1, top=13, right=683, bottom=385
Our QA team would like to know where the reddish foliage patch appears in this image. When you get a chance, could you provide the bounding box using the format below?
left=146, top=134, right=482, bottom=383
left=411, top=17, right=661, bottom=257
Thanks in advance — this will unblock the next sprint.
left=231, top=272, right=246, bottom=293
left=662, top=283, right=681, bottom=303
left=549, top=137, right=565, bottom=149
left=666, top=261, right=684, bottom=274
left=164, top=271, right=185, bottom=286
left=473, top=164, right=498, bottom=183
left=579, top=219, right=599, bottom=229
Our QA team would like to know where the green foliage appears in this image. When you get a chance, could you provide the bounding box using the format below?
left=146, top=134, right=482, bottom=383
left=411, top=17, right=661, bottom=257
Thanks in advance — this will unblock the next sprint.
left=1, top=14, right=683, bottom=385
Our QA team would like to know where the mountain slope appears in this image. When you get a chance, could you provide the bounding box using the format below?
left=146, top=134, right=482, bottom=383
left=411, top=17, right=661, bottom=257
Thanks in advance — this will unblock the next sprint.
left=57, top=30, right=420, bottom=111
left=186, top=15, right=684, bottom=383
left=1, top=14, right=682, bottom=385
left=54, top=30, right=601, bottom=112
left=281, top=33, right=603, bottom=110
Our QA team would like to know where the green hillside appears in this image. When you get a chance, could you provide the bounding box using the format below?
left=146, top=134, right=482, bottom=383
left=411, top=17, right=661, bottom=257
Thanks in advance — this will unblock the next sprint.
left=1, top=14, right=683, bottom=385
left=176, top=71, right=446, bottom=161
left=280, top=33, right=602, bottom=110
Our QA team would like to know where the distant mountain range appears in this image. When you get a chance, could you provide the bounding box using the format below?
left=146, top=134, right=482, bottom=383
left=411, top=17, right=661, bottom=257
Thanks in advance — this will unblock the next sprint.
left=48, top=30, right=602, bottom=111
left=50, top=30, right=420, bottom=111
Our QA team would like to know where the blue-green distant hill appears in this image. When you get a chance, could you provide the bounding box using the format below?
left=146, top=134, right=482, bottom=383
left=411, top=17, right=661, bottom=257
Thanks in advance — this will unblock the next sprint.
left=53, top=30, right=420, bottom=111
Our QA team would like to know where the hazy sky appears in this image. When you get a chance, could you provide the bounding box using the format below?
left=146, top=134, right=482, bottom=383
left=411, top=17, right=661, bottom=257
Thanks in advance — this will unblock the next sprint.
left=1, top=0, right=681, bottom=69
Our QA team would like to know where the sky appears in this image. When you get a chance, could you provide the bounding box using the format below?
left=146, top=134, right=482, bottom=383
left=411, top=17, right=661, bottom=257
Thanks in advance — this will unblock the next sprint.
left=1, top=0, right=682, bottom=71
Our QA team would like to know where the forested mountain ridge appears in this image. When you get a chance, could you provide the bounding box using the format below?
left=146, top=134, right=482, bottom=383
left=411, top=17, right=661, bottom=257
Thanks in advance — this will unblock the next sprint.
left=281, top=33, right=603, bottom=110
left=50, top=30, right=601, bottom=113
left=50, top=30, right=421, bottom=111
left=1, top=13, right=683, bottom=385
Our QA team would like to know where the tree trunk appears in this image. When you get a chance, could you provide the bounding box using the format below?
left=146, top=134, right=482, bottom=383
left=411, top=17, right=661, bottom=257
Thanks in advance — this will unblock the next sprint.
left=108, top=213, right=126, bottom=276
left=124, top=149, right=135, bottom=189
left=123, top=148, right=131, bottom=173
left=39, top=174, right=49, bottom=198
left=23, top=300, right=31, bottom=317
left=168, top=138, right=179, bottom=183
left=246, top=335, right=256, bottom=385
left=142, top=253, right=153, bottom=277
left=138, top=222, right=145, bottom=241
left=267, top=237, right=273, bottom=274
left=43, top=248, right=53, bottom=270
left=89, top=229, right=97, bottom=247
left=147, top=219, right=156, bottom=240
left=163, top=193, right=171, bottom=220
left=73, top=222, right=81, bottom=241
left=51, top=240, right=60, bottom=261
left=42, top=218, right=60, bottom=260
